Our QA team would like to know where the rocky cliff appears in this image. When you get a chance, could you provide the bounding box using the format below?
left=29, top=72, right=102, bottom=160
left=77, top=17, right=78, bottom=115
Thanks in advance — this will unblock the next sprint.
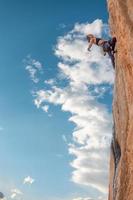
left=107, top=0, right=133, bottom=200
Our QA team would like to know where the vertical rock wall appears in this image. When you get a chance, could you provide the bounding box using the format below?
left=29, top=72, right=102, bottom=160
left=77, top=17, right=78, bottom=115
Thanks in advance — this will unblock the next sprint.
left=107, top=0, right=133, bottom=200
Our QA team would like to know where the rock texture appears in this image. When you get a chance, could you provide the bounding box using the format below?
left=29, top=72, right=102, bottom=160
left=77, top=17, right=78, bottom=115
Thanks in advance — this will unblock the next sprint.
left=107, top=0, right=133, bottom=200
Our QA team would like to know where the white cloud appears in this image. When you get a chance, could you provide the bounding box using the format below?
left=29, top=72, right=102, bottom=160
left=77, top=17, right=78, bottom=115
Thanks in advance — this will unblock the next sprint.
left=41, top=105, right=49, bottom=112
left=23, top=176, right=35, bottom=185
left=44, top=79, right=56, bottom=85
left=25, top=56, right=43, bottom=83
left=58, top=23, right=67, bottom=29
left=34, top=98, right=41, bottom=108
left=10, top=189, right=23, bottom=199
left=32, top=19, right=113, bottom=198
left=32, top=60, right=42, bottom=71
left=26, top=65, right=39, bottom=83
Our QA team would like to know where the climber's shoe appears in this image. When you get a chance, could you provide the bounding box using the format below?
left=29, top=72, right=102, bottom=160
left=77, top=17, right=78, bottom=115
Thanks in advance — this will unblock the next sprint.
left=108, top=37, right=117, bottom=52
left=112, top=37, right=117, bottom=43
left=111, top=37, right=117, bottom=51
left=113, top=50, right=117, bottom=54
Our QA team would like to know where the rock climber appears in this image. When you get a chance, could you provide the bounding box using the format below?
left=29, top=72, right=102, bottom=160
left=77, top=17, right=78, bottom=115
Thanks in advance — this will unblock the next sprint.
left=86, top=34, right=117, bottom=68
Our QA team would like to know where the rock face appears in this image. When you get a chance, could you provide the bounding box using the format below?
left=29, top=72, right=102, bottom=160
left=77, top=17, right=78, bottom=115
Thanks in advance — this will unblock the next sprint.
left=107, top=0, right=133, bottom=200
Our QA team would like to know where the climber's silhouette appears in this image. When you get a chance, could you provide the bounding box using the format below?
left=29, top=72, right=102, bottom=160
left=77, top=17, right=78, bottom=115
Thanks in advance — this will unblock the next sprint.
left=87, top=34, right=117, bottom=68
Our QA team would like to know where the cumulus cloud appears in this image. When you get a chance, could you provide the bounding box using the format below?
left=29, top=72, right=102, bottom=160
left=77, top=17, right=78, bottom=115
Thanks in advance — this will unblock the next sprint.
left=31, top=19, right=113, bottom=198
left=25, top=56, right=43, bottom=83
left=23, top=176, right=35, bottom=185
left=10, top=189, right=23, bottom=199
left=44, top=79, right=56, bottom=86
left=41, top=105, right=49, bottom=112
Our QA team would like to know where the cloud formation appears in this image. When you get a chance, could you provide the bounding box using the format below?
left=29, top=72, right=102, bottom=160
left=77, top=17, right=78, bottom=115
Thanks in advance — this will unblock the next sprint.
left=23, top=176, right=35, bottom=185
left=10, top=189, right=23, bottom=199
left=41, top=105, right=49, bottom=112
left=25, top=56, right=43, bottom=83
left=31, top=19, right=113, bottom=199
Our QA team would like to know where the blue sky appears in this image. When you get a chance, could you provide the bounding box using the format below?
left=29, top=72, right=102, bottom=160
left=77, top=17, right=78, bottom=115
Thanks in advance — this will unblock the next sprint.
left=0, top=1, right=113, bottom=200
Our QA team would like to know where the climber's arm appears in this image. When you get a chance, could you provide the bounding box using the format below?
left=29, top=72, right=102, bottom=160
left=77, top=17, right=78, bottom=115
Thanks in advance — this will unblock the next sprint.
left=88, top=43, right=92, bottom=51
left=87, top=38, right=94, bottom=51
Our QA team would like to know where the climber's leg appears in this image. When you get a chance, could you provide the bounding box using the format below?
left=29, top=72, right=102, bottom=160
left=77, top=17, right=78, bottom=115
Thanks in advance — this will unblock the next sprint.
left=108, top=51, right=115, bottom=68
left=108, top=37, right=117, bottom=52
left=102, top=42, right=111, bottom=52
left=102, top=42, right=116, bottom=68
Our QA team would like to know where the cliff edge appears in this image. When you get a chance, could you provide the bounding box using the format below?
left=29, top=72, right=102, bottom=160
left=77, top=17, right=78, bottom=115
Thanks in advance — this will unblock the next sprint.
left=107, top=0, right=133, bottom=200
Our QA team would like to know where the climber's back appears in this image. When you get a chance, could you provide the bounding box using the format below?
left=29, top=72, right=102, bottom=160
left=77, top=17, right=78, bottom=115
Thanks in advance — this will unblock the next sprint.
left=86, top=34, right=105, bottom=47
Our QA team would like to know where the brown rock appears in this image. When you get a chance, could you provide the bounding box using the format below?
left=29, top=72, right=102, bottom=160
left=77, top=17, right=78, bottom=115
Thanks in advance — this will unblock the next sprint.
left=107, top=0, right=133, bottom=199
